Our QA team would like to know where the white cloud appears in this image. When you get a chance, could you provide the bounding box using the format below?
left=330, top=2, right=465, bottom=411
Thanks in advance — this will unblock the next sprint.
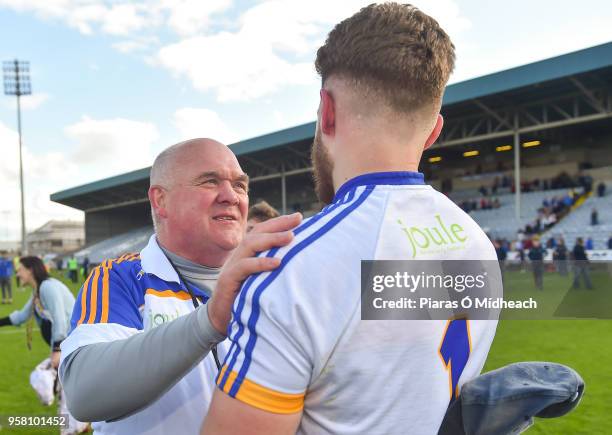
left=155, top=0, right=368, bottom=101
left=0, top=0, right=224, bottom=38
left=173, top=107, right=236, bottom=144
left=0, top=121, right=82, bottom=241
left=112, top=36, right=159, bottom=53
left=65, top=116, right=158, bottom=175
left=158, top=33, right=315, bottom=102
left=0, top=0, right=155, bottom=36
left=160, top=0, right=231, bottom=36
left=101, top=3, right=153, bottom=35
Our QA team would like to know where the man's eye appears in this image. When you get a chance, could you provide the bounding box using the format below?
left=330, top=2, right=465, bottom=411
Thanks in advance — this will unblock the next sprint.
left=234, top=182, right=248, bottom=192
left=202, top=179, right=218, bottom=185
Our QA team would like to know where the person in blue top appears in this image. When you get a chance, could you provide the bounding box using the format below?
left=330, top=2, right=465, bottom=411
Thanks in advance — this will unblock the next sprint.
left=528, top=238, right=547, bottom=290
left=0, top=253, right=13, bottom=304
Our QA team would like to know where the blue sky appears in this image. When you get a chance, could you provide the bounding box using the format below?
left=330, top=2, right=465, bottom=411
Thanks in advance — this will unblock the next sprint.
left=0, top=0, right=611, bottom=241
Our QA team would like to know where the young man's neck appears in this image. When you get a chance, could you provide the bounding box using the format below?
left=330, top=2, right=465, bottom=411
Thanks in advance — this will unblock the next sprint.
left=331, top=139, right=423, bottom=191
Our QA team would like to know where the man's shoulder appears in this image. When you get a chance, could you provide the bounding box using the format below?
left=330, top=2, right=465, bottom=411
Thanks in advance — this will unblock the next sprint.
left=85, top=253, right=143, bottom=289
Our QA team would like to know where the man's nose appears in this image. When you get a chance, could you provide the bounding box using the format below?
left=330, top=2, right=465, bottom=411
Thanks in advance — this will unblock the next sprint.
left=216, top=181, right=239, bottom=205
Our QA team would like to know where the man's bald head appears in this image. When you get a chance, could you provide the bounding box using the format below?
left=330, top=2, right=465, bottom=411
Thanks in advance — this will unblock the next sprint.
left=150, top=138, right=228, bottom=189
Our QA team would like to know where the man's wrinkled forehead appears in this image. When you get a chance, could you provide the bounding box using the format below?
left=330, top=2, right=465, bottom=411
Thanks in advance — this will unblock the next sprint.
left=174, top=142, right=245, bottom=181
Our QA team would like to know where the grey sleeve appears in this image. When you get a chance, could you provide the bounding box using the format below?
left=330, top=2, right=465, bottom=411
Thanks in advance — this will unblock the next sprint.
left=60, top=304, right=225, bottom=422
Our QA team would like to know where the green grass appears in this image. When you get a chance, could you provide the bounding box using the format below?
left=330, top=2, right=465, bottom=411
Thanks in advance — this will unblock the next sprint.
left=484, top=266, right=612, bottom=434
left=0, top=269, right=610, bottom=434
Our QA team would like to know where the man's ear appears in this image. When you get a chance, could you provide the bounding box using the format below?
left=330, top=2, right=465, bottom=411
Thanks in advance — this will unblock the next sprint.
left=320, top=89, right=336, bottom=136
left=424, top=114, right=444, bottom=150
left=148, top=186, right=168, bottom=219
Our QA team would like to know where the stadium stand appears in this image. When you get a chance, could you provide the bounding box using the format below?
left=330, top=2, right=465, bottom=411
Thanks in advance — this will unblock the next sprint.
left=543, top=184, right=611, bottom=249
left=461, top=188, right=578, bottom=240
left=72, top=226, right=152, bottom=264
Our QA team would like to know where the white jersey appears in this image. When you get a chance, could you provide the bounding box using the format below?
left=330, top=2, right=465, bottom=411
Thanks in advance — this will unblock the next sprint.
left=217, top=172, right=499, bottom=435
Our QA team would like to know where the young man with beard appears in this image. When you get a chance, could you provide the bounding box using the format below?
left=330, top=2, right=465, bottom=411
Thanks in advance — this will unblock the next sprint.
left=59, top=139, right=301, bottom=434
left=202, top=3, right=499, bottom=435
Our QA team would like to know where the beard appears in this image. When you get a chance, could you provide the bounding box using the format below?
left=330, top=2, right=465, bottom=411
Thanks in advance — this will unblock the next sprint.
left=311, top=126, right=335, bottom=205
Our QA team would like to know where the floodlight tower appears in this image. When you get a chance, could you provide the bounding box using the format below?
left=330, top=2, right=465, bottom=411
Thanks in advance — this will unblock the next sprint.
left=3, top=59, right=31, bottom=254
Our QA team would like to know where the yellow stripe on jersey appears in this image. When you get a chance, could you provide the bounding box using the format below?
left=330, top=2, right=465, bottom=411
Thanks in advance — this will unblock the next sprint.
left=86, top=267, right=101, bottom=324
left=77, top=254, right=141, bottom=326
left=145, top=289, right=193, bottom=301
left=217, top=366, right=304, bottom=414
left=100, top=267, right=110, bottom=323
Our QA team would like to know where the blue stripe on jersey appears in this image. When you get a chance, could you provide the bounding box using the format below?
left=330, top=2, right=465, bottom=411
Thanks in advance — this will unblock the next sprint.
left=227, top=186, right=374, bottom=398
left=217, top=186, right=361, bottom=389
left=70, top=272, right=96, bottom=332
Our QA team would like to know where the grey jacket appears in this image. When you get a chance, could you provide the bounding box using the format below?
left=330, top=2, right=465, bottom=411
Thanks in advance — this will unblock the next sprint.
left=9, top=278, right=75, bottom=348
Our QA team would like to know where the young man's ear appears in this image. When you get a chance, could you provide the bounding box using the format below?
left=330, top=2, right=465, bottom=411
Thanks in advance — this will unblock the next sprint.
left=148, top=186, right=168, bottom=219
left=424, top=114, right=444, bottom=150
left=320, top=89, right=336, bottom=136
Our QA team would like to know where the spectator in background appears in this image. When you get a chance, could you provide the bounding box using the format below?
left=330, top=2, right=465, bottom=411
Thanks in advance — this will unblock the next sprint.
left=13, top=252, right=22, bottom=290
left=554, top=238, right=569, bottom=276
left=534, top=218, right=542, bottom=233
left=246, top=201, right=280, bottom=233
left=578, top=173, right=593, bottom=194
left=67, top=256, right=78, bottom=283
left=585, top=237, right=594, bottom=250
left=542, top=212, right=556, bottom=230
left=0, top=253, right=13, bottom=304
left=514, top=239, right=526, bottom=269
left=54, top=256, right=63, bottom=271
left=608, top=235, right=612, bottom=250
left=597, top=182, right=606, bottom=198
left=81, top=256, right=90, bottom=277
left=591, top=208, right=599, bottom=226
left=528, top=237, right=546, bottom=290
left=572, top=238, right=593, bottom=290
left=494, top=239, right=507, bottom=282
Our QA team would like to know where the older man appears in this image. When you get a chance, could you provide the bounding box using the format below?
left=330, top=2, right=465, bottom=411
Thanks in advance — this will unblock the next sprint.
left=202, top=3, right=499, bottom=434
left=60, top=138, right=300, bottom=434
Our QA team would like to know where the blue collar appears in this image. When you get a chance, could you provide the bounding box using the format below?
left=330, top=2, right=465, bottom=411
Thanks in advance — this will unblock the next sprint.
left=333, top=171, right=425, bottom=203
